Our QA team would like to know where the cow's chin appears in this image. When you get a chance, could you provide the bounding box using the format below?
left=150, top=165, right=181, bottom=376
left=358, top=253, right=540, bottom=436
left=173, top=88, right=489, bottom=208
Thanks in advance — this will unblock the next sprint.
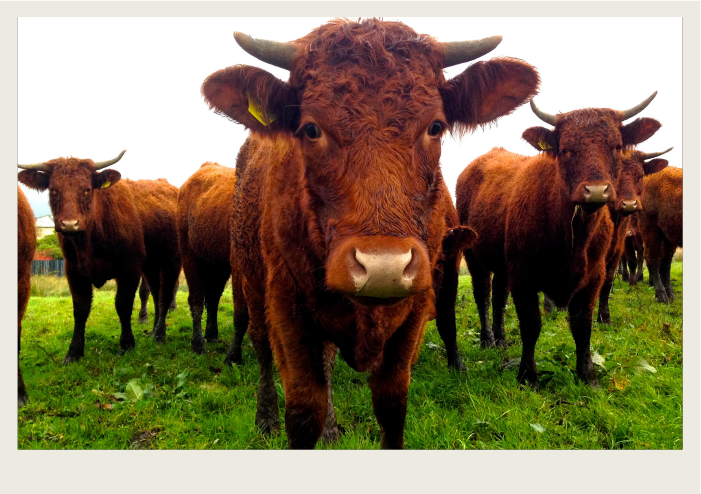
left=57, top=229, right=85, bottom=238
left=350, top=294, right=408, bottom=307
left=578, top=202, right=608, bottom=215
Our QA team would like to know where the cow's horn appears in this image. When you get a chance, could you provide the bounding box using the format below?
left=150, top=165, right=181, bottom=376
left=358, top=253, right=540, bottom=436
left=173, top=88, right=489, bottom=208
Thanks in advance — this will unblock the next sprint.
left=18, top=161, right=49, bottom=171
left=641, top=146, right=673, bottom=160
left=234, top=32, right=297, bottom=70
left=530, top=99, right=558, bottom=126
left=619, top=91, right=657, bottom=121
left=440, top=36, right=503, bottom=67
left=93, top=150, right=126, bottom=170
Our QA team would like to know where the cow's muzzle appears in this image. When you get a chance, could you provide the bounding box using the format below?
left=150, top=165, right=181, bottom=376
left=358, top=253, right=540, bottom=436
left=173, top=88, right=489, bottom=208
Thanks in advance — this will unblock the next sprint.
left=572, top=181, right=615, bottom=213
left=326, top=235, right=431, bottom=302
left=57, top=219, right=81, bottom=233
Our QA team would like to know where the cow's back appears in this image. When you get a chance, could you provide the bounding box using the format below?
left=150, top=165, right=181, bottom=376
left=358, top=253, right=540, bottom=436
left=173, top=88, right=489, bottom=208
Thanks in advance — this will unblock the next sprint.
left=127, top=178, right=180, bottom=260
left=178, top=162, right=235, bottom=264
left=642, top=167, right=683, bottom=247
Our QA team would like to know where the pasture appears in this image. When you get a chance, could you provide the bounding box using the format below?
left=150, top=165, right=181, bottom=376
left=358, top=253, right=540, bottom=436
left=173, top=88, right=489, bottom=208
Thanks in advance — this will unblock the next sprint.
left=18, top=264, right=683, bottom=449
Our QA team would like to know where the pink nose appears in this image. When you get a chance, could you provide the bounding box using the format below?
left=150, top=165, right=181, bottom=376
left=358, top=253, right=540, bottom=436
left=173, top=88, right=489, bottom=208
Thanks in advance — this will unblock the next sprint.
left=60, top=219, right=80, bottom=232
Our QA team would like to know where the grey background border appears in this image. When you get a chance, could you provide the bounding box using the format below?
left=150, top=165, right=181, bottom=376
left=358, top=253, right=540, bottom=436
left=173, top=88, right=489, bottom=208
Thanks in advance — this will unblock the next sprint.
left=1, top=2, right=698, bottom=493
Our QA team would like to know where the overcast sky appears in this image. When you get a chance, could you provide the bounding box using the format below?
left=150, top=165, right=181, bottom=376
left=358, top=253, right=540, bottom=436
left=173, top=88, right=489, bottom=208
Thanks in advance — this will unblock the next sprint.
left=18, top=17, right=681, bottom=218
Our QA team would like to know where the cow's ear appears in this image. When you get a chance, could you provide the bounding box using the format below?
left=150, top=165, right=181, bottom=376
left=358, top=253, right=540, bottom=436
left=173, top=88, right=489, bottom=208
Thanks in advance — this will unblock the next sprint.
left=442, top=226, right=478, bottom=256
left=18, top=170, right=50, bottom=192
left=440, top=57, right=540, bottom=131
left=621, top=117, right=661, bottom=146
left=643, top=158, right=668, bottom=176
left=202, top=65, right=299, bottom=134
left=522, top=126, right=557, bottom=154
left=93, top=169, right=121, bottom=190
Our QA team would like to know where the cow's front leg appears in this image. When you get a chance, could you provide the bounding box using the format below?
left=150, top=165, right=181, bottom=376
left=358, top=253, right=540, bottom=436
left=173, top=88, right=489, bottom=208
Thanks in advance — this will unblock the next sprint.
left=115, top=271, right=140, bottom=355
left=321, top=342, right=341, bottom=444
left=64, top=267, right=93, bottom=363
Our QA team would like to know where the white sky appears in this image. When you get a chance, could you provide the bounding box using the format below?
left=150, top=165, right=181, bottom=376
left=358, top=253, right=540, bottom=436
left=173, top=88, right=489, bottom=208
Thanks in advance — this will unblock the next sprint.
left=18, top=17, right=682, bottom=217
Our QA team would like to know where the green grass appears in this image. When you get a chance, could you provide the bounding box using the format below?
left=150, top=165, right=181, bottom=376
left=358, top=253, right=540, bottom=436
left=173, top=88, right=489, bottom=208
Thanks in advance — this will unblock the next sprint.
left=19, top=264, right=683, bottom=449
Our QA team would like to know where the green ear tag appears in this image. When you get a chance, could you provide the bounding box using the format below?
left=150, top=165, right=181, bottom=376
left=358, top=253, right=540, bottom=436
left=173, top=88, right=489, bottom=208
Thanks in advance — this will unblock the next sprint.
left=101, top=180, right=111, bottom=189
left=538, top=140, right=553, bottom=150
left=247, top=92, right=276, bottom=126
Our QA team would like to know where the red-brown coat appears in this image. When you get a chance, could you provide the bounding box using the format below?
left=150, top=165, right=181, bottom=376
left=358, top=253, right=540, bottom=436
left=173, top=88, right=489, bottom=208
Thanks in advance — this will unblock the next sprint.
left=203, top=19, right=538, bottom=448
left=17, top=156, right=181, bottom=361
left=457, top=101, right=661, bottom=386
left=18, top=187, right=36, bottom=407
left=639, top=166, right=682, bottom=303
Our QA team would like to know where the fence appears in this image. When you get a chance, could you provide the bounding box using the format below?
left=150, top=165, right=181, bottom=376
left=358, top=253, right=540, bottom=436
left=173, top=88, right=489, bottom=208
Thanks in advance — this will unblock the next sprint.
left=31, top=260, right=65, bottom=277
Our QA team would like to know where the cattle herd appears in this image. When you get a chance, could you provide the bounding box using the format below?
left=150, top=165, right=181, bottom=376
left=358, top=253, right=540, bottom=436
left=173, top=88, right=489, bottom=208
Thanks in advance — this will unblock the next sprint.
left=16, top=19, right=683, bottom=449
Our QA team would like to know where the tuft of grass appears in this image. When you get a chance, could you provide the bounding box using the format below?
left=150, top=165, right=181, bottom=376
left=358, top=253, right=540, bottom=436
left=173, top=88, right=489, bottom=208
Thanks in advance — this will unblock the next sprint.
left=19, top=262, right=682, bottom=449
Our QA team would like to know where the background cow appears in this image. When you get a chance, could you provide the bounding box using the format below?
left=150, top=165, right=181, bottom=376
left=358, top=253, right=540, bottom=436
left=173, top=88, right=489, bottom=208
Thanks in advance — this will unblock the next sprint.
left=458, top=94, right=661, bottom=386
left=138, top=274, right=179, bottom=324
left=18, top=187, right=36, bottom=407
left=202, top=18, right=538, bottom=448
left=619, top=213, right=645, bottom=285
left=17, top=153, right=182, bottom=361
left=639, top=166, right=683, bottom=303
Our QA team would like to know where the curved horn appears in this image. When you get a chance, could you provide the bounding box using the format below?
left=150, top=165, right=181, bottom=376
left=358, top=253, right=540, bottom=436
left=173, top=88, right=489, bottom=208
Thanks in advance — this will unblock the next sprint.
left=640, top=146, right=673, bottom=161
left=619, top=91, right=657, bottom=121
left=234, top=32, right=297, bottom=70
left=18, top=161, right=49, bottom=171
left=93, top=150, right=126, bottom=170
left=440, top=35, right=503, bottom=68
left=530, top=99, right=558, bottom=126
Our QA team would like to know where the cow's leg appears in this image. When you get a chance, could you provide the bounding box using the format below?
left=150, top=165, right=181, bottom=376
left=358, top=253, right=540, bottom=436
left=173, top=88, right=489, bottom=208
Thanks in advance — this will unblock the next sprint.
left=543, top=294, right=556, bottom=314
left=660, top=242, right=676, bottom=302
left=182, top=257, right=206, bottom=354
left=510, top=283, right=541, bottom=386
left=224, top=269, right=248, bottom=366
left=168, top=278, right=179, bottom=313
left=568, top=278, right=601, bottom=386
left=369, top=316, right=422, bottom=449
left=248, top=293, right=280, bottom=435
left=114, top=272, right=139, bottom=355
left=204, top=269, right=229, bottom=344
left=636, top=240, right=645, bottom=284
left=620, top=257, right=629, bottom=283
left=151, top=263, right=179, bottom=345
left=18, top=323, right=28, bottom=407
left=321, top=342, right=341, bottom=444
left=137, top=276, right=149, bottom=324
left=645, top=229, right=669, bottom=303
left=63, top=268, right=93, bottom=364
left=465, top=251, right=496, bottom=348
left=491, top=271, right=508, bottom=347
left=596, top=255, right=619, bottom=325
left=434, top=257, right=465, bottom=370
left=142, top=265, right=164, bottom=340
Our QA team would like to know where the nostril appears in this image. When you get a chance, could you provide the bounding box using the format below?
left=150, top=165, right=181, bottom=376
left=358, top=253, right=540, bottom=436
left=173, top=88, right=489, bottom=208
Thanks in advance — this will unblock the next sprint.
left=401, top=249, right=417, bottom=280
left=583, top=185, right=591, bottom=195
left=350, top=248, right=368, bottom=277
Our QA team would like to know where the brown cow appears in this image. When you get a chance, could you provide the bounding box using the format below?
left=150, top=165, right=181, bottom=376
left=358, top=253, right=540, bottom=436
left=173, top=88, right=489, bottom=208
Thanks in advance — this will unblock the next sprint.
left=177, top=162, right=246, bottom=355
left=202, top=18, right=538, bottom=448
left=639, top=165, right=683, bottom=303
left=18, top=187, right=36, bottom=407
left=138, top=275, right=179, bottom=324
left=596, top=148, right=670, bottom=323
left=458, top=94, right=661, bottom=385
left=619, top=213, right=645, bottom=285
left=17, top=153, right=181, bottom=361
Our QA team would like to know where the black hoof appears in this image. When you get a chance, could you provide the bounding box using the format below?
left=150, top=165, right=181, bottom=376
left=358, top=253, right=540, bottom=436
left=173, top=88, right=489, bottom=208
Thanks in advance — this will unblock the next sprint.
left=18, top=392, right=29, bottom=408
left=495, top=339, right=508, bottom=349
left=63, top=353, right=82, bottom=364
left=256, top=415, right=280, bottom=436
left=224, top=346, right=243, bottom=367
left=321, top=425, right=343, bottom=444
left=191, top=338, right=206, bottom=355
left=137, top=313, right=148, bottom=324
left=204, top=334, right=220, bottom=344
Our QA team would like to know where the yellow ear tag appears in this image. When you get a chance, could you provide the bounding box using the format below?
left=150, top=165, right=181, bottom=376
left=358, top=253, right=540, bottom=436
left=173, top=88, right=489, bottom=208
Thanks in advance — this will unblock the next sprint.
left=247, top=92, right=276, bottom=126
left=538, top=140, right=553, bottom=150
left=101, top=180, right=111, bottom=189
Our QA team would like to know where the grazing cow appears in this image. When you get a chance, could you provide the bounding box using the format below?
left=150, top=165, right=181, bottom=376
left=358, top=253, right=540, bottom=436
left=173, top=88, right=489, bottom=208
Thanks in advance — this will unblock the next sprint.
left=17, top=153, right=181, bottom=361
left=595, top=148, right=670, bottom=324
left=638, top=165, right=683, bottom=303
left=202, top=18, right=538, bottom=448
left=619, top=213, right=645, bottom=285
left=176, top=162, right=245, bottom=354
left=458, top=94, right=661, bottom=385
left=18, top=187, right=36, bottom=407
left=137, top=275, right=179, bottom=324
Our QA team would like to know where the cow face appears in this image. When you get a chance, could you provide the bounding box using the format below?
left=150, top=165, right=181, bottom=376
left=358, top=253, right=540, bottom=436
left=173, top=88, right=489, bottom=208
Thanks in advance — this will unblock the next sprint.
left=18, top=156, right=122, bottom=235
left=522, top=99, right=661, bottom=214
left=203, top=19, right=538, bottom=302
left=613, top=149, right=670, bottom=215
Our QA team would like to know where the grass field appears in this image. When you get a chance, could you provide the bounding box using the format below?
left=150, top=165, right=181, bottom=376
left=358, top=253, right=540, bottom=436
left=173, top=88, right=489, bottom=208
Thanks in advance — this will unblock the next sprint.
left=18, top=264, right=683, bottom=449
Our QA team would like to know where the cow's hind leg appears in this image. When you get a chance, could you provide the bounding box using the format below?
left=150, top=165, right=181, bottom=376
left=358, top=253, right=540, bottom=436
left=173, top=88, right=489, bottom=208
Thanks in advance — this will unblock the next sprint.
left=224, top=270, right=248, bottom=366
left=152, top=263, right=180, bottom=345
left=204, top=268, right=229, bottom=344
left=465, top=251, right=496, bottom=348
left=137, top=276, right=149, bottom=324
left=660, top=242, right=676, bottom=302
left=115, top=272, right=140, bottom=355
left=435, top=256, right=465, bottom=370
left=645, top=229, right=669, bottom=303
left=248, top=294, right=280, bottom=435
left=182, top=257, right=206, bottom=354
left=511, top=283, right=541, bottom=387
left=491, top=271, right=509, bottom=347
left=64, top=267, right=93, bottom=363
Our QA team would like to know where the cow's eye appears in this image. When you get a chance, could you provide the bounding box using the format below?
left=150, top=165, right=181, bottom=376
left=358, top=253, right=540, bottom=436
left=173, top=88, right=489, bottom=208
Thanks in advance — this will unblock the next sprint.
left=615, top=144, right=622, bottom=151
left=427, top=121, right=443, bottom=137
left=305, top=124, right=322, bottom=139
left=50, top=189, right=57, bottom=195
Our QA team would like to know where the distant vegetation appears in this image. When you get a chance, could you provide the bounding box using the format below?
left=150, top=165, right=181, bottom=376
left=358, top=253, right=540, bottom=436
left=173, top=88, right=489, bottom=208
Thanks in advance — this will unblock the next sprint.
left=35, top=233, right=63, bottom=260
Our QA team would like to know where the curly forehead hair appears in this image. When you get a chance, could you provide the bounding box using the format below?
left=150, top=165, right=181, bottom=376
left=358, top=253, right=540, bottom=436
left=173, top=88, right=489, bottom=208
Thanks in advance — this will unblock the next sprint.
left=288, top=19, right=447, bottom=143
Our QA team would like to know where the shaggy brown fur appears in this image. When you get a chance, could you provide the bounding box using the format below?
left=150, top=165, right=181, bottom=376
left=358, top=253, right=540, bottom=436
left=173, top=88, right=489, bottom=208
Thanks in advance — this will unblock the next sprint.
left=176, top=162, right=244, bottom=355
left=457, top=105, right=661, bottom=386
left=639, top=166, right=682, bottom=303
left=203, top=19, right=538, bottom=448
left=18, top=160, right=181, bottom=361
left=18, top=187, right=36, bottom=407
